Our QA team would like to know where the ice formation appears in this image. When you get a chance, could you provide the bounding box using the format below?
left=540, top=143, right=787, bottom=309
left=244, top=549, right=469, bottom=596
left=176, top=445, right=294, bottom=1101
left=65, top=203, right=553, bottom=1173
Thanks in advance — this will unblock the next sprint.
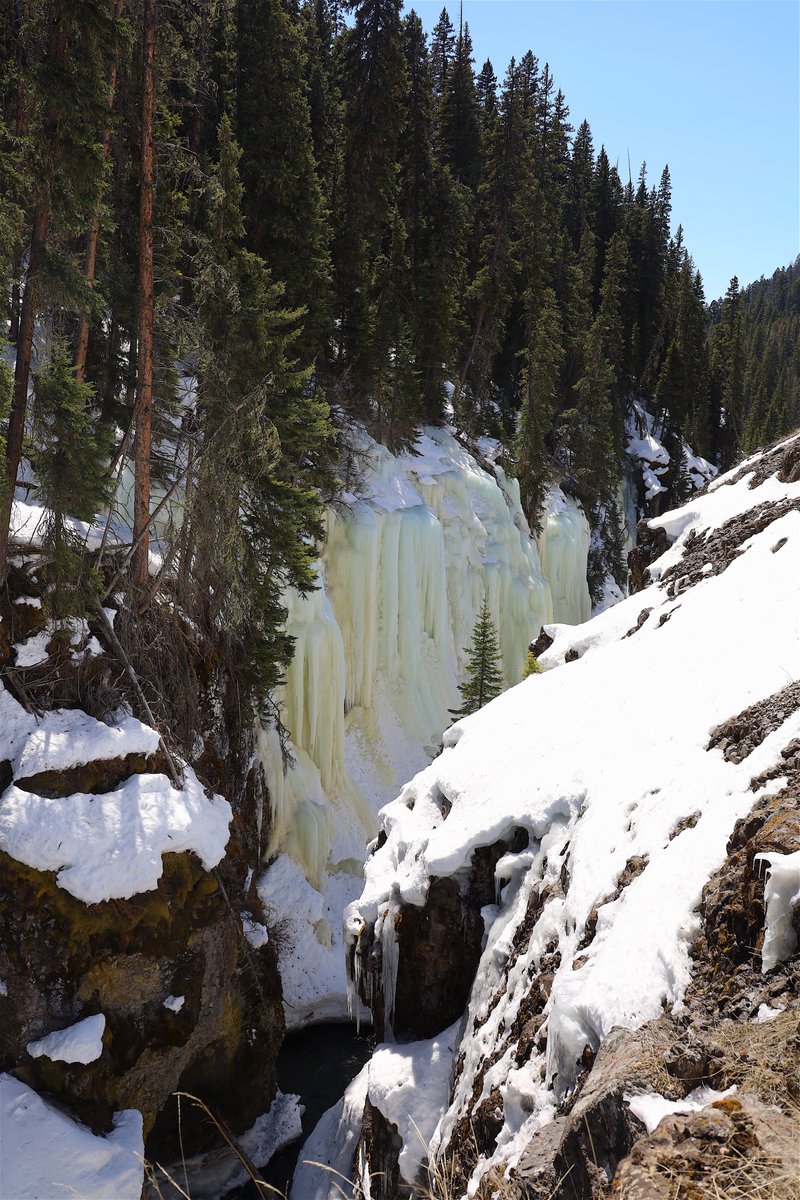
left=755, top=850, right=800, bottom=972
left=344, top=435, right=800, bottom=1188
left=257, top=426, right=592, bottom=1024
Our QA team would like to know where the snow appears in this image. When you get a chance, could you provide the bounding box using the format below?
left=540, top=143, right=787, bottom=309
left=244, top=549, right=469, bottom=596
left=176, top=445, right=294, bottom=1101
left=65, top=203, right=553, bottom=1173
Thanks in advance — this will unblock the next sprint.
left=367, top=1025, right=459, bottom=1185
left=345, top=437, right=800, bottom=1188
left=625, top=1085, right=737, bottom=1134
left=0, top=756, right=231, bottom=903
left=625, top=401, right=716, bottom=501
left=163, top=994, right=185, bottom=1013
left=754, top=850, right=800, bottom=972
left=242, top=912, right=270, bottom=949
left=259, top=856, right=366, bottom=1028
left=755, top=1003, right=784, bottom=1024
left=290, top=1065, right=369, bottom=1200
left=7, top=703, right=160, bottom=779
left=13, top=629, right=52, bottom=667
left=257, top=425, right=591, bottom=1025
left=0, top=1073, right=144, bottom=1200
left=27, top=1014, right=106, bottom=1064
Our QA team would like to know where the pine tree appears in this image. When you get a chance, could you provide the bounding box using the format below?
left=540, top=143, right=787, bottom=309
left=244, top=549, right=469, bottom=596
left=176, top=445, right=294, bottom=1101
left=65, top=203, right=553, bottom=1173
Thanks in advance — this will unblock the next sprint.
left=516, top=287, right=563, bottom=528
left=31, top=343, right=110, bottom=620
left=184, top=115, right=335, bottom=718
left=236, top=0, right=331, bottom=363
left=0, top=0, right=119, bottom=584
left=450, top=597, right=504, bottom=718
left=334, top=0, right=407, bottom=407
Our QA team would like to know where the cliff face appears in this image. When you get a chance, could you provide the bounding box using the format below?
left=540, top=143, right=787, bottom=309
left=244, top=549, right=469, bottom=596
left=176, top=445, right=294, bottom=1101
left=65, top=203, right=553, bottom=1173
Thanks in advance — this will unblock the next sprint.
left=256, top=427, right=593, bottom=1029
left=0, top=559, right=285, bottom=1199
left=326, top=433, right=800, bottom=1199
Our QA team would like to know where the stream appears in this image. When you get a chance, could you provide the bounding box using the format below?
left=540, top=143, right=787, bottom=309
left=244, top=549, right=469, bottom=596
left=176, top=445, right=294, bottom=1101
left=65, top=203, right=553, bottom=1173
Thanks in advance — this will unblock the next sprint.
left=227, top=1022, right=374, bottom=1199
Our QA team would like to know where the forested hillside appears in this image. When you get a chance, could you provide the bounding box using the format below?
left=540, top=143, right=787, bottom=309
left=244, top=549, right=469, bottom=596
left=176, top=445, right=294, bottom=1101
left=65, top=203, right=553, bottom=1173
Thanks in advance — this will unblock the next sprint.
left=708, top=259, right=800, bottom=456
left=0, top=0, right=791, bottom=712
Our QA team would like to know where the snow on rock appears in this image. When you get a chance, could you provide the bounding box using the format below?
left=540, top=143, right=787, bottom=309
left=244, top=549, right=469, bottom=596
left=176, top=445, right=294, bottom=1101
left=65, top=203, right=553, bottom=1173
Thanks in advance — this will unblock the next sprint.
left=346, top=434, right=800, bottom=1187
left=7, top=702, right=160, bottom=779
left=754, top=850, right=800, bottom=972
left=241, top=912, right=270, bottom=949
left=625, top=1086, right=737, bottom=1134
left=27, top=1013, right=106, bottom=1064
left=257, top=425, right=590, bottom=1025
left=367, top=1024, right=459, bottom=1185
left=0, top=1073, right=144, bottom=1200
left=0, top=768, right=231, bottom=903
left=163, top=994, right=185, bottom=1013
left=625, top=401, right=716, bottom=502
left=290, top=1065, right=370, bottom=1200
left=0, top=685, right=232, bottom=903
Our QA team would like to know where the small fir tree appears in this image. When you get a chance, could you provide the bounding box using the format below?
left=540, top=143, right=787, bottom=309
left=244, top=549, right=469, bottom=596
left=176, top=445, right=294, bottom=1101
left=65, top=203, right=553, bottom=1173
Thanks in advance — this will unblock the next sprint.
left=451, top=597, right=504, bottom=718
left=32, top=343, right=110, bottom=620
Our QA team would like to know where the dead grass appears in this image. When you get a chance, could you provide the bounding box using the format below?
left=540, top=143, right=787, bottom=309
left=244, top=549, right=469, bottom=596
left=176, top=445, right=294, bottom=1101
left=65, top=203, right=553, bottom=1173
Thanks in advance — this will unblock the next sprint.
left=707, top=1010, right=800, bottom=1108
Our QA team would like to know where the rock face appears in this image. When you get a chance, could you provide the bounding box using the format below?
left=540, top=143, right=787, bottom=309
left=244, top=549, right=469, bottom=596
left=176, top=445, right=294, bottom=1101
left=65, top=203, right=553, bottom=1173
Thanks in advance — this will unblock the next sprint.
left=0, top=558, right=284, bottom=1161
left=340, top=433, right=800, bottom=1200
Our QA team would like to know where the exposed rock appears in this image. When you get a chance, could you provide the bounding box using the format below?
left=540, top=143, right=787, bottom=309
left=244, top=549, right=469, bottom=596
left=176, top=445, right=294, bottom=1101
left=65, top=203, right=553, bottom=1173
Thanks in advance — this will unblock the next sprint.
left=707, top=682, right=800, bottom=764
left=353, top=831, right=528, bottom=1042
left=660, top=496, right=800, bottom=599
left=515, top=1021, right=683, bottom=1199
left=628, top=524, right=669, bottom=593
left=613, top=1094, right=800, bottom=1199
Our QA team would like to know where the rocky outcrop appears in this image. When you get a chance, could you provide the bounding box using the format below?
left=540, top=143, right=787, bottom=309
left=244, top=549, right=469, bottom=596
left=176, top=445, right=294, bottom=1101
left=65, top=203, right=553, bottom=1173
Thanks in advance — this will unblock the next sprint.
left=615, top=1094, right=799, bottom=1200
left=0, top=555, right=285, bottom=1161
left=350, top=831, right=528, bottom=1044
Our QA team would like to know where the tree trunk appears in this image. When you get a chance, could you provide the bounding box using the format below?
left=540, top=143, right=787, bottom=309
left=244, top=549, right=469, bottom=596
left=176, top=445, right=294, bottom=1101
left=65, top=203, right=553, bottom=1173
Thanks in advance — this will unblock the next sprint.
left=0, top=6, right=67, bottom=584
left=74, top=0, right=125, bottom=383
left=132, top=0, right=156, bottom=602
left=8, top=6, right=27, bottom=345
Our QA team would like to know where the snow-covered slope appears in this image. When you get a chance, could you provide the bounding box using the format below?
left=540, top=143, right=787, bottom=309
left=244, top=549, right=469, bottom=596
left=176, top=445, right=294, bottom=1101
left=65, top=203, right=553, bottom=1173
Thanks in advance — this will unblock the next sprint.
left=256, top=426, right=592, bottom=1025
left=338, top=433, right=800, bottom=1195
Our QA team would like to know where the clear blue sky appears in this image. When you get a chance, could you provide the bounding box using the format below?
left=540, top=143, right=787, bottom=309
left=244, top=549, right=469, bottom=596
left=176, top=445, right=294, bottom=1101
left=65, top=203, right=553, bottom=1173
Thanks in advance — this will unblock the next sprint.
left=405, top=0, right=800, bottom=301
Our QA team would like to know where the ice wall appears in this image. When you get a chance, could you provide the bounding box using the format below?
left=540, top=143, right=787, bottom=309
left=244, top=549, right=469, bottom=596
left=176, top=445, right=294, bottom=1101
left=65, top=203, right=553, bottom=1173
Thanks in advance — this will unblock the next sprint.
left=257, top=427, right=591, bottom=1022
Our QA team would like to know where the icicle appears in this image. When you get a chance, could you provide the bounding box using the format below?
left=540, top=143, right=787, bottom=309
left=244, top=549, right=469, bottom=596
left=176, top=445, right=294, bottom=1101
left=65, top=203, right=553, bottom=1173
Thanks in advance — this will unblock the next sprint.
left=380, top=904, right=400, bottom=1043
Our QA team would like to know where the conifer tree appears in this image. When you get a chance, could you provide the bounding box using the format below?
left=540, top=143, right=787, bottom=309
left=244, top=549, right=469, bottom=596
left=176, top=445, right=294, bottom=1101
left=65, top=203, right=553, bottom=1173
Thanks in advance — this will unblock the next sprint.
left=516, top=287, right=563, bottom=527
left=236, top=0, right=331, bottom=363
left=451, top=597, right=504, bottom=718
left=0, top=0, right=118, bottom=583
left=334, top=0, right=407, bottom=406
left=184, top=115, right=334, bottom=716
left=439, top=19, right=480, bottom=189
left=31, top=343, right=110, bottom=619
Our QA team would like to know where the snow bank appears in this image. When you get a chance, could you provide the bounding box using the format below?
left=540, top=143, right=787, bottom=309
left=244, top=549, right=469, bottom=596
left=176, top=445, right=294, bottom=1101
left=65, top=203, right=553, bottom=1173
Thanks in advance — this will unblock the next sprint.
left=27, top=1014, right=106, bottom=1064
left=258, top=425, right=591, bottom=1025
left=367, top=1024, right=459, bottom=1185
left=0, top=686, right=232, bottom=903
left=290, top=1065, right=369, bottom=1200
left=347, top=437, right=800, bottom=1185
left=0, top=1074, right=144, bottom=1200
left=755, top=850, right=800, bottom=972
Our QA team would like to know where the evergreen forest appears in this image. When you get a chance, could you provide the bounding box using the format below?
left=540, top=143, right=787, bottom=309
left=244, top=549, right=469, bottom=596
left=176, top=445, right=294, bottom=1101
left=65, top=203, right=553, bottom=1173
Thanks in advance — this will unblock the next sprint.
left=1, top=0, right=796, bottom=722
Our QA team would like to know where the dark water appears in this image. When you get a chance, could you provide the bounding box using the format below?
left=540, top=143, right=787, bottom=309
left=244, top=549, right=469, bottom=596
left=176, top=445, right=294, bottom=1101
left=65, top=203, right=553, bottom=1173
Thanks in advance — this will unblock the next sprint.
left=227, top=1022, right=374, bottom=1200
